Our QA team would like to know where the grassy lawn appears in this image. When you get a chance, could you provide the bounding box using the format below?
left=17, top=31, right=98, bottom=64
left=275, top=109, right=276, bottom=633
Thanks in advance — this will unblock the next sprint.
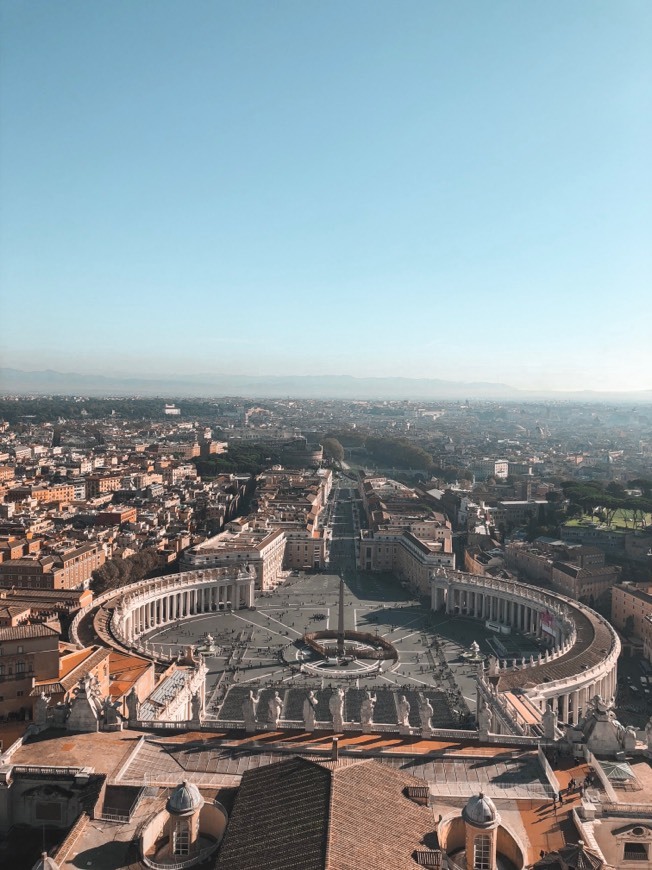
left=565, top=509, right=651, bottom=531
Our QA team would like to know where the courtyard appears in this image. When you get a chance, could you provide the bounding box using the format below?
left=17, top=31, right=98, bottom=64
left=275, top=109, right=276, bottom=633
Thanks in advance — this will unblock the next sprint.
left=143, top=570, right=545, bottom=730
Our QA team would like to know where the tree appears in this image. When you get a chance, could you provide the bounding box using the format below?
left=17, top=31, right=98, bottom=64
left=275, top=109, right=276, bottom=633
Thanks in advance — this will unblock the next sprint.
left=322, top=437, right=344, bottom=463
left=92, top=548, right=164, bottom=595
left=628, top=479, right=652, bottom=498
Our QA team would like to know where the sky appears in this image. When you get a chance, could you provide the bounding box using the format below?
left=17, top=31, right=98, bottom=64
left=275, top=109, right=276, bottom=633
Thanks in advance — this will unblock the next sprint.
left=1, top=1, right=651, bottom=392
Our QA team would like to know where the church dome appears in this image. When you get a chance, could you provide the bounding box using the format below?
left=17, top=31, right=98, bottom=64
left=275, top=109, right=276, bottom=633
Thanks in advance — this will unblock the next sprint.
left=31, top=854, right=60, bottom=870
left=167, top=780, right=204, bottom=815
left=462, top=792, right=500, bottom=829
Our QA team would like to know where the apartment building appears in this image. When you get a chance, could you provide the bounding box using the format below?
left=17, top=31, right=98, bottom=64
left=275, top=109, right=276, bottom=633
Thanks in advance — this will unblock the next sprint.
left=6, top=483, right=75, bottom=503
left=283, top=529, right=327, bottom=570
left=495, top=500, right=549, bottom=529
left=550, top=561, right=619, bottom=604
left=182, top=522, right=286, bottom=591
left=96, top=506, right=138, bottom=526
left=0, top=543, right=105, bottom=590
left=476, top=458, right=509, bottom=479
left=85, top=473, right=123, bottom=498
left=0, top=623, right=59, bottom=718
left=611, top=582, right=652, bottom=640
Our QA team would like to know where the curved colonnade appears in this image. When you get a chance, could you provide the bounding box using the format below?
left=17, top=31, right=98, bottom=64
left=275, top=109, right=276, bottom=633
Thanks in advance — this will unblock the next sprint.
left=432, top=571, right=620, bottom=726
left=103, top=567, right=256, bottom=658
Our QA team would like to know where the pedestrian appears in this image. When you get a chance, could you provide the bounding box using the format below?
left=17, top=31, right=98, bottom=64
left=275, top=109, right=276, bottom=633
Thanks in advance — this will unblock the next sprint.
left=558, top=791, right=563, bottom=805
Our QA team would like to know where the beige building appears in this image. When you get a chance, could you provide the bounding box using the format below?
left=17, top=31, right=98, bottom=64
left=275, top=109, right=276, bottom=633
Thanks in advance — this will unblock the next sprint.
left=282, top=529, right=327, bottom=571
left=359, top=528, right=455, bottom=594
left=611, top=582, right=652, bottom=641
left=0, top=623, right=60, bottom=718
left=357, top=475, right=456, bottom=595
left=0, top=544, right=105, bottom=591
left=550, top=561, right=619, bottom=605
left=85, top=473, right=122, bottom=498
left=182, top=522, right=286, bottom=591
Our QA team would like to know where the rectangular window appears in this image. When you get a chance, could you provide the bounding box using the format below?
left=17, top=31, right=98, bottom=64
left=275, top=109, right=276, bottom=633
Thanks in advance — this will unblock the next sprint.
left=624, top=843, right=648, bottom=861
left=173, top=820, right=190, bottom=855
left=473, top=835, right=491, bottom=870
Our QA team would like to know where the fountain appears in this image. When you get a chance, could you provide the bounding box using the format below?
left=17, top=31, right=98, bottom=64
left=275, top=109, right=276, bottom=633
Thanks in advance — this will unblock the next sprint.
left=461, top=640, right=484, bottom=663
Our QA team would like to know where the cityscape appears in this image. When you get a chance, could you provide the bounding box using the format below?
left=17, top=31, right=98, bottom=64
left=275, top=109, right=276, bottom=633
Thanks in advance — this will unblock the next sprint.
left=2, top=2, right=651, bottom=870
left=0, top=396, right=651, bottom=868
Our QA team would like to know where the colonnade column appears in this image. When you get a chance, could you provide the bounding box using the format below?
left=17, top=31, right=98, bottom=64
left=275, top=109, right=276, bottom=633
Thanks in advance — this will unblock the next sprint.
left=561, top=693, right=569, bottom=723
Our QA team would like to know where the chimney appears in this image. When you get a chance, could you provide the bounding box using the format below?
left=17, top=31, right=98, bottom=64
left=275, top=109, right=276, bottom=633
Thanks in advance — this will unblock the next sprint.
left=331, top=737, right=339, bottom=761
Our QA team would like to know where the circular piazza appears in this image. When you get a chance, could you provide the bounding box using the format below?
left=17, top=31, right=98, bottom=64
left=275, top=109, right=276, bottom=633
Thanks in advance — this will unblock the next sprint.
left=72, top=556, right=619, bottom=737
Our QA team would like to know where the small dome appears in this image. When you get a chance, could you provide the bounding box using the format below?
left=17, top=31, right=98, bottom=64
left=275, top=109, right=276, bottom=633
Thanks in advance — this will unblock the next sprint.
left=31, top=854, right=60, bottom=870
left=167, top=780, right=204, bottom=815
left=462, top=792, right=500, bottom=829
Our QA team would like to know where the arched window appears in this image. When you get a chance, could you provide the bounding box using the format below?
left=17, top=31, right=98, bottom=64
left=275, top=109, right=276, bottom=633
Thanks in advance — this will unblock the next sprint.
left=474, top=834, right=491, bottom=870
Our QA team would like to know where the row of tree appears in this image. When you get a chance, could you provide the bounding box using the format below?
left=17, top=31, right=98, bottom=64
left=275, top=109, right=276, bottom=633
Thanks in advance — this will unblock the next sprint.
left=324, top=430, right=435, bottom=470
left=91, top=548, right=165, bottom=595
left=560, top=480, right=652, bottom=529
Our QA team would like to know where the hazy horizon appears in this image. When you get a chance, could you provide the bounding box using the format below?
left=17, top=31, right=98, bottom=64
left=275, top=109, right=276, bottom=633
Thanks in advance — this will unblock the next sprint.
left=2, top=2, right=651, bottom=392
left=2, top=365, right=651, bottom=401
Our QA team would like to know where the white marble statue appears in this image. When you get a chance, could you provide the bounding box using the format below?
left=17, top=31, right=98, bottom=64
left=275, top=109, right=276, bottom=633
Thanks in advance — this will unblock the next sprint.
left=397, top=695, right=411, bottom=728
left=268, top=691, right=283, bottom=726
left=303, top=690, right=318, bottom=731
left=623, top=724, right=637, bottom=751
left=478, top=701, right=492, bottom=737
left=126, top=686, right=140, bottom=721
left=101, top=696, right=123, bottom=730
left=360, top=691, right=376, bottom=727
left=542, top=703, right=558, bottom=740
left=191, top=691, right=203, bottom=724
left=645, top=716, right=652, bottom=751
left=419, top=695, right=434, bottom=731
left=329, top=687, right=345, bottom=731
left=242, top=690, right=260, bottom=731
left=34, top=692, right=49, bottom=727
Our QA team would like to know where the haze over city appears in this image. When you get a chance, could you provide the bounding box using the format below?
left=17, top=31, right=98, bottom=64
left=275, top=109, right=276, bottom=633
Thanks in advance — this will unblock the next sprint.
left=2, top=1, right=651, bottom=394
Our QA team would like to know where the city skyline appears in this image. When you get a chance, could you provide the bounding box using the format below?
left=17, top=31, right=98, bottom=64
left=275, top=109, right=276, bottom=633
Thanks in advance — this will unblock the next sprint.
left=2, top=2, right=651, bottom=393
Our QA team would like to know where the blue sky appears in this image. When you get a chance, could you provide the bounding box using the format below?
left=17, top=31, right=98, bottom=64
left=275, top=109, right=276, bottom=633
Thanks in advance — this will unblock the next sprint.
left=1, top=1, right=651, bottom=391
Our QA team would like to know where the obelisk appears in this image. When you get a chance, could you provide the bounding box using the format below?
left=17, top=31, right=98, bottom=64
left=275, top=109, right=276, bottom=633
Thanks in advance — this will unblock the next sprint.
left=337, top=576, right=345, bottom=656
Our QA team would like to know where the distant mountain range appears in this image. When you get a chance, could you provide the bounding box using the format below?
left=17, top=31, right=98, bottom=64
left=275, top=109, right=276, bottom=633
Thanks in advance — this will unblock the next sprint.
left=1, top=367, right=651, bottom=402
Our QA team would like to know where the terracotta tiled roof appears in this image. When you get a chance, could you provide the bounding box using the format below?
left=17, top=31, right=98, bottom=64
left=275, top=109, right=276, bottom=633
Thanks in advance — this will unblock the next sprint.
left=325, top=761, right=434, bottom=870
left=216, top=756, right=329, bottom=870
left=215, top=757, right=433, bottom=870
left=0, top=623, right=58, bottom=641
